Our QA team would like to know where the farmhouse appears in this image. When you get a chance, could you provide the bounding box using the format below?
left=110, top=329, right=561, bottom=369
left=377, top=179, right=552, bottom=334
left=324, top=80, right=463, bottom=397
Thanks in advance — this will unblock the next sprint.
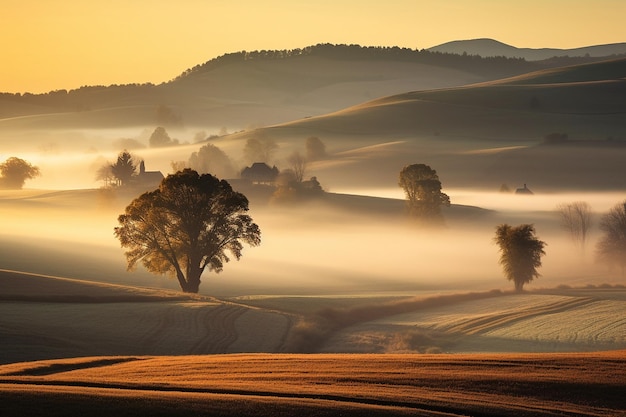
left=241, top=162, right=279, bottom=184
left=515, top=184, right=534, bottom=195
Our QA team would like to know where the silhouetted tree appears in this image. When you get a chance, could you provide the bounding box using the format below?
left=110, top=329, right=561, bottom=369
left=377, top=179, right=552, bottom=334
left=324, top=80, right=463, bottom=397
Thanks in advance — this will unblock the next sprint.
left=243, top=135, right=278, bottom=164
left=494, top=224, right=546, bottom=292
left=110, top=150, right=138, bottom=186
left=170, top=160, right=188, bottom=173
left=0, top=157, right=41, bottom=189
left=398, top=164, right=450, bottom=223
left=149, top=126, right=179, bottom=147
left=114, top=169, right=261, bottom=293
left=287, top=151, right=307, bottom=183
left=596, top=201, right=626, bottom=274
left=556, top=201, right=592, bottom=252
left=305, top=136, right=327, bottom=161
left=188, top=143, right=237, bottom=179
left=95, top=164, right=115, bottom=188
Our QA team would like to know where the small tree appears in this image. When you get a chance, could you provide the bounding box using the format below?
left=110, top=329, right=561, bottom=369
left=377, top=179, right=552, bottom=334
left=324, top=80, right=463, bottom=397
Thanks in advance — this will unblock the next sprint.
left=494, top=224, right=546, bottom=292
left=305, top=136, right=326, bottom=161
left=243, top=136, right=278, bottom=164
left=188, top=143, right=237, bottom=179
left=149, top=126, right=178, bottom=147
left=0, top=157, right=41, bottom=189
left=287, top=151, right=307, bottom=183
left=114, top=169, right=261, bottom=293
left=398, top=163, right=450, bottom=223
left=110, top=150, right=138, bottom=186
left=95, top=164, right=115, bottom=188
left=556, top=201, right=592, bottom=252
left=596, top=201, right=626, bottom=274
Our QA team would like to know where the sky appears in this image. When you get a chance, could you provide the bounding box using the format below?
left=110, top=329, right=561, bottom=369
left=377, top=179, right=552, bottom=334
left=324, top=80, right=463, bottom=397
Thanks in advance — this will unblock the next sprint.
left=2, top=0, right=625, bottom=94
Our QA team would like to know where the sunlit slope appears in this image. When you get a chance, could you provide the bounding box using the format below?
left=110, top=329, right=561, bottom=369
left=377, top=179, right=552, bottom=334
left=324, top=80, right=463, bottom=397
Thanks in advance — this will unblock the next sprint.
left=243, top=57, right=626, bottom=191
left=0, top=270, right=292, bottom=364
left=482, top=56, right=626, bottom=85
left=276, top=57, right=626, bottom=138
left=1, top=352, right=624, bottom=417
left=320, top=289, right=626, bottom=353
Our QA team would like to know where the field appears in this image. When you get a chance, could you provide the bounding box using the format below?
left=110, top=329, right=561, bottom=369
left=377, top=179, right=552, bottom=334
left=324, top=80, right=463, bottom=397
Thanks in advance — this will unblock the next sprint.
left=1, top=351, right=624, bottom=416
left=1, top=55, right=626, bottom=415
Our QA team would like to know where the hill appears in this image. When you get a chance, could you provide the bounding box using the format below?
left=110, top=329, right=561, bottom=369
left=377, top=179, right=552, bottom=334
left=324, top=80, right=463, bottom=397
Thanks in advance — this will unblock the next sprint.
left=1, top=351, right=624, bottom=416
left=429, top=38, right=626, bottom=61
left=226, top=57, right=626, bottom=192
left=0, top=44, right=596, bottom=131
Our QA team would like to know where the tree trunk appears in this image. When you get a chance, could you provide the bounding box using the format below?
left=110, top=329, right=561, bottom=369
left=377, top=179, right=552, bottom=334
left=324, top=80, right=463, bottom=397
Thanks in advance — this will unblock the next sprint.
left=514, top=280, right=524, bottom=292
left=182, top=269, right=201, bottom=293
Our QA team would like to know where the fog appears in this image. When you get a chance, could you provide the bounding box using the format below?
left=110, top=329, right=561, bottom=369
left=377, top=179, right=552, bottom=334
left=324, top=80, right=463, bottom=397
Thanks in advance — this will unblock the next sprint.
left=1, top=183, right=622, bottom=298
left=1, top=127, right=623, bottom=297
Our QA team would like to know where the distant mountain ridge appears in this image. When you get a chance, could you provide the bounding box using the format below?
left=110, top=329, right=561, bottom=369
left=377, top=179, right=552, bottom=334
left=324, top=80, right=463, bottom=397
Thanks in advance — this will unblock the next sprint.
left=428, top=38, right=626, bottom=61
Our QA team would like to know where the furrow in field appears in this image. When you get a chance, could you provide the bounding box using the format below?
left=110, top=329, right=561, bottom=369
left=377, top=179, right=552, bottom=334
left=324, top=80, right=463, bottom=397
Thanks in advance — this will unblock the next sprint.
left=445, top=296, right=596, bottom=335
left=190, top=305, right=248, bottom=354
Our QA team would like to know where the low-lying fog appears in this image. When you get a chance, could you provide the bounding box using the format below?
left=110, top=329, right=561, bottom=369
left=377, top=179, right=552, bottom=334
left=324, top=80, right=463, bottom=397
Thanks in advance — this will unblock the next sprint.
left=1, top=128, right=624, bottom=297
left=1, top=185, right=622, bottom=297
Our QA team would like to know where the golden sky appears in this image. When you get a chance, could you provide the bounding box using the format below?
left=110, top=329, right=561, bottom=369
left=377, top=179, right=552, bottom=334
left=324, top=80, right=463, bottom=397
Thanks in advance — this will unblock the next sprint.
left=2, top=0, right=624, bottom=93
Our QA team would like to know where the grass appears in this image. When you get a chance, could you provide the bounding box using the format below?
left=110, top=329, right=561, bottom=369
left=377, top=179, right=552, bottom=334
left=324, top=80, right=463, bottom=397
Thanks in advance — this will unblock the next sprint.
left=0, top=351, right=624, bottom=416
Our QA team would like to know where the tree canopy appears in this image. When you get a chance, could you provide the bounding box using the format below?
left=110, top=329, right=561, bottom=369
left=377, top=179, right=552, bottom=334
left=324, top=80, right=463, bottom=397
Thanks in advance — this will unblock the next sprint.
left=494, top=224, right=546, bottom=292
left=0, top=157, right=41, bottom=189
left=596, top=201, right=626, bottom=273
left=398, top=164, right=450, bottom=223
left=149, top=126, right=179, bottom=148
left=114, top=169, right=261, bottom=293
left=188, top=143, right=236, bottom=179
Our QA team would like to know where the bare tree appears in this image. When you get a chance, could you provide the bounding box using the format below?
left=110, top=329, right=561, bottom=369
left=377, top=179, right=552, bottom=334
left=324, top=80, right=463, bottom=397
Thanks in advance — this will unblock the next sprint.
left=95, top=164, right=115, bottom=188
left=596, top=201, right=626, bottom=274
left=287, top=151, right=307, bottom=183
left=556, top=201, right=592, bottom=251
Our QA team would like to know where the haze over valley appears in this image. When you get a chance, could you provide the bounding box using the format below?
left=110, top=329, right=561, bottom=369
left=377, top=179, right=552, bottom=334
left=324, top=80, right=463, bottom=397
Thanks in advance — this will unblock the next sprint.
left=1, top=33, right=625, bottom=416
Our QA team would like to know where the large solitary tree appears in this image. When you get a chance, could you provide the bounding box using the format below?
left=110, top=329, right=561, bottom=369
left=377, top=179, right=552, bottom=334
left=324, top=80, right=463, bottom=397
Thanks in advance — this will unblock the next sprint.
left=494, top=224, right=546, bottom=292
left=596, top=201, right=626, bottom=274
left=114, top=169, right=261, bottom=293
left=0, top=157, right=41, bottom=189
left=398, top=164, right=450, bottom=223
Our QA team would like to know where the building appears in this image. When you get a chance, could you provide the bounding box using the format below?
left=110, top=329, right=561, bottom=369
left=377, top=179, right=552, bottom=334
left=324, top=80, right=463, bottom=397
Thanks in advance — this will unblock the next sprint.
left=136, top=160, right=164, bottom=188
left=240, top=162, right=279, bottom=184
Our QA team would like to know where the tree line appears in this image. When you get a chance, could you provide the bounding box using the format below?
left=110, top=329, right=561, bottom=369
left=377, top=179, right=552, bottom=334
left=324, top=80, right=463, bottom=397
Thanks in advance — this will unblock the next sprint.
left=175, top=43, right=535, bottom=81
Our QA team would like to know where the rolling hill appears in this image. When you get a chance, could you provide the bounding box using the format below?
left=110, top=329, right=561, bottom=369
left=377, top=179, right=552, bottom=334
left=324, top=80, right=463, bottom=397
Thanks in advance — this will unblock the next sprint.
left=223, top=57, right=626, bottom=192
left=429, top=38, right=626, bottom=61
left=0, top=43, right=612, bottom=130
